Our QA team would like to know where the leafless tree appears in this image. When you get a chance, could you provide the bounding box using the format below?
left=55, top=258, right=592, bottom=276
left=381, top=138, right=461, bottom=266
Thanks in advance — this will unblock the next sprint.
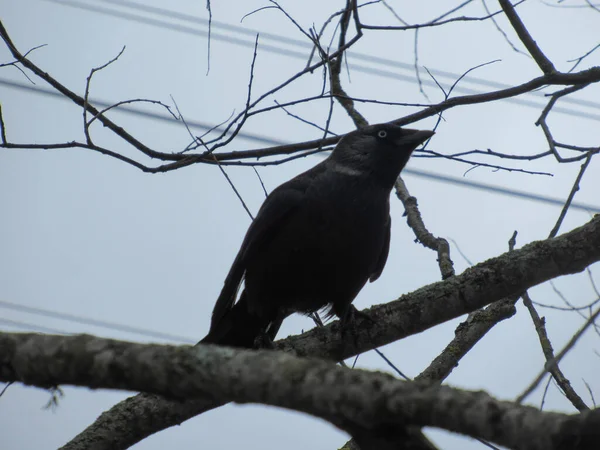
left=1, top=1, right=599, bottom=449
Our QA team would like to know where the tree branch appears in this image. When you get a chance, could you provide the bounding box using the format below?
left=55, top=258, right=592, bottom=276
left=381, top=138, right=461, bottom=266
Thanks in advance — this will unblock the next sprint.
left=2, top=18, right=599, bottom=171
left=53, top=214, right=600, bottom=449
left=2, top=332, right=599, bottom=450
left=521, top=292, right=589, bottom=411
left=394, top=177, right=454, bottom=280
left=497, top=0, right=555, bottom=74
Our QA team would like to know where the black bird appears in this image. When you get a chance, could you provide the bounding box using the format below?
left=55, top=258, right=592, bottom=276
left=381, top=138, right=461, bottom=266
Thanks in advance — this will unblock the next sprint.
left=202, top=124, right=434, bottom=348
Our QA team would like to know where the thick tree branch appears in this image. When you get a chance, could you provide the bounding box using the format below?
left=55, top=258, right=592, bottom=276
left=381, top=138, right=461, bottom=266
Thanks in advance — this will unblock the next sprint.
left=51, top=214, right=600, bottom=449
left=282, top=215, right=600, bottom=359
left=415, top=296, right=518, bottom=382
left=416, top=232, right=520, bottom=383
left=2, top=332, right=599, bottom=450
left=497, top=0, right=555, bottom=74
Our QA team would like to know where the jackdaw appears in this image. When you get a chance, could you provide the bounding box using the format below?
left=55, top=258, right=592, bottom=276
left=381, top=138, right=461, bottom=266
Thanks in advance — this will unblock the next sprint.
left=201, top=124, right=434, bottom=347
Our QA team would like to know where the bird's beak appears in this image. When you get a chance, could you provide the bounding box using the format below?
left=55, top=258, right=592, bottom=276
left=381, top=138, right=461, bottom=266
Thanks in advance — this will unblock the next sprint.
left=395, top=128, right=435, bottom=147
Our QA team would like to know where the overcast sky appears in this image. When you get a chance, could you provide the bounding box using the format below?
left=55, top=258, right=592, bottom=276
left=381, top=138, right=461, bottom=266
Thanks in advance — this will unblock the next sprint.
left=1, top=1, right=599, bottom=449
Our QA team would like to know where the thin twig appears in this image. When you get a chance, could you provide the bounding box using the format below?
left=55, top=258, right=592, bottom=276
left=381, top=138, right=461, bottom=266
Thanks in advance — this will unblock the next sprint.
left=536, top=84, right=594, bottom=164
left=0, top=381, right=13, bottom=397
left=568, top=43, right=600, bottom=72
left=413, top=29, right=430, bottom=100
left=328, top=1, right=368, bottom=129
left=88, top=98, right=177, bottom=127
left=0, top=43, right=46, bottom=84
left=540, top=375, right=553, bottom=410
left=0, top=104, right=7, bottom=144
left=83, top=46, right=126, bottom=145
left=517, top=144, right=596, bottom=410
left=373, top=349, right=409, bottom=380
left=274, top=100, right=338, bottom=135
left=360, top=0, right=527, bottom=30
left=205, top=0, right=212, bottom=75
left=202, top=34, right=261, bottom=154
left=211, top=155, right=254, bottom=220
left=548, top=152, right=594, bottom=237
left=252, top=167, right=268, bottom=198
left=516, top=304, right=600, bottom=404
left=482, top=0, right=530, bottom=57
left=521, top=292, right=589, bottom=411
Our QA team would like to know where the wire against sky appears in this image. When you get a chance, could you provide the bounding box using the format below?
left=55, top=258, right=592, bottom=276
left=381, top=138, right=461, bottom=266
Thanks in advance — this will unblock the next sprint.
left=47, top=0, right=600, bottom=121
left=2, top=78, right=599, bottom=213
left=0, top=299, right=197, bottom=344
left=0, top=318, right=67, bottom=336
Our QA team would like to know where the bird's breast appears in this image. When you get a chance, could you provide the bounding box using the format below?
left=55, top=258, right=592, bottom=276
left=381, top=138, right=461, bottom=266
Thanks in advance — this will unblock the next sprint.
left=243, top=177, right=390, bottom=316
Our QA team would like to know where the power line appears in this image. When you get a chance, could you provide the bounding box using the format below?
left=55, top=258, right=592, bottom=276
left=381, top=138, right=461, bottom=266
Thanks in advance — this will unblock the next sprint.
left=58, top=0, right=600, bottom=110
left=0, top=299, right=196, bottom=344
left=402, top=168, right=600, bottom=213
left=2, top=78, right=600, bottom=213
left=0, top=78, right=283, bottom=147
left=0, top=317, right=68, bottom=335
left=47, top=0, right=600, bottom=121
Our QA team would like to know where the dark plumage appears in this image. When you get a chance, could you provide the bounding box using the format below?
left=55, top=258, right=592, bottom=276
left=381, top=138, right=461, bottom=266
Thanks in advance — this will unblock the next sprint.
left=201, top=124, right=434, bottom=347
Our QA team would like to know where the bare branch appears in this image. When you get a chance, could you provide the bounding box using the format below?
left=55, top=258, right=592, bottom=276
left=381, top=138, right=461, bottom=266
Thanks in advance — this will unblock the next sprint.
left=497, top=0, right=556, bottom=73
left=205, top=0, right=212, bottom=75
left=0, top=381, right=13, bottom=397
left=328, top=1, right=369, bottom=129
left=549, top=152, right=595, bottom=237
left=360, top=0, right=528, bottom=30
left=88, top=98, right=177, bottom=128
left=0, top=21, right=170, bottom=161
left=416, top=296, right=518, bottom=382
left=0, top=43, right=46, bottom=84
left=4, top=332, right=600, bottom=450
left=394, top=178, right=454, bottom=280
left=568, top=43, right=600, bottom=72
left=211, top=154, right=255, bottom=220
left=536, top=84, right=598, bottom=164
left=274, top=100, right=339, bottom=135
left=3, top=14, right=600, bottom=171
left=0, top=103, right=7, bottom=144
left=517, top=302, right=600, bottom=404
left=61, top=215, right=600, bottom=449
left=521, top=291, right=589, bottom=411
left=83, top=46, right=126, bottom=145
left=482, top=0, right=530, bottom=57
left=416, top=231, right=520, bottom=383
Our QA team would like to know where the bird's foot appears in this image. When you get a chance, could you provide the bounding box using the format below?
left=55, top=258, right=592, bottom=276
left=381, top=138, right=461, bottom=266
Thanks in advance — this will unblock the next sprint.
left=253, top=332, right=275, bottom=350
left=338, top=305, right=375, bottom=353
left=347, top=305, right=375, bottom=325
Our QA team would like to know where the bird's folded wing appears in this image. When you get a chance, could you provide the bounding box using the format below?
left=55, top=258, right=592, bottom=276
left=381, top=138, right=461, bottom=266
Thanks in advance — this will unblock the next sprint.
left=369, top=215, right=391, bottom=282
left=209, top=178, right=312, bottom=332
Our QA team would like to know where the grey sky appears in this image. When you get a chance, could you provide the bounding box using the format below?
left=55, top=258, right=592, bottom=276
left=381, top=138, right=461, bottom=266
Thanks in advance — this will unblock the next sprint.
left=1, top=1, right=599, bottom=449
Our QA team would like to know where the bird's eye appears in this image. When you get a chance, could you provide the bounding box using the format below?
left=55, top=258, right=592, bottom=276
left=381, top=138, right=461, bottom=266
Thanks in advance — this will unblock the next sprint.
left=377, top=130, right=388, bottom=138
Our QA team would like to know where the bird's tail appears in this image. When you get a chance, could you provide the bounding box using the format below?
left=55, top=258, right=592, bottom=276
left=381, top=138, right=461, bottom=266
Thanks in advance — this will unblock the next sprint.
left=200, top=293, right=266, bottom=348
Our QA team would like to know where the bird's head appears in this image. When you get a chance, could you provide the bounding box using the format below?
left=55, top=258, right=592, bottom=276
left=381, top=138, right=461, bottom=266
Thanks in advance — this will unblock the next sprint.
left=329, top=124, right=434, bottom=188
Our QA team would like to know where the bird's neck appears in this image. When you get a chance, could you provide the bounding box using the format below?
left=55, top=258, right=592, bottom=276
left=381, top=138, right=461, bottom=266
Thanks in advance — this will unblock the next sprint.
left=328, top=158, right=407, bottom=192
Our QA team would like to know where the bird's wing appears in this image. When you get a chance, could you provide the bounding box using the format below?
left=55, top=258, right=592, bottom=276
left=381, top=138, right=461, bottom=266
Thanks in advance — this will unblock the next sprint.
left=209, top=166, right=323, bottom=332
left=369, top=215, right=391, bottom=282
